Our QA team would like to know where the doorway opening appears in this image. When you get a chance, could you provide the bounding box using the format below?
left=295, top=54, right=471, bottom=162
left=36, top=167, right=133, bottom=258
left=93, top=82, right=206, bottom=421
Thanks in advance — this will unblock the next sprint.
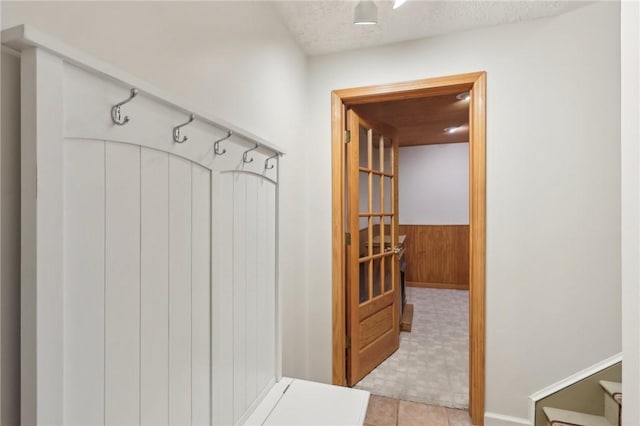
left=331, top=72, right=486, bottom=426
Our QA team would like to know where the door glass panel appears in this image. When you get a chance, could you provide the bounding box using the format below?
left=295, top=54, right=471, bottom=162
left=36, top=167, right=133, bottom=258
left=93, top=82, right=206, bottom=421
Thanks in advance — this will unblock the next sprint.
left=359, top=126, right=369, bottom=169
left=384, top=216, right=392, bottom=250
left=372, top=132, right=382, bottom=172
left=359, top=260, right=371, bottom=303
left=384, top=255, right=393, bottom=293
left=383, top=176, right=392, bottom=214
left=372, top=216, right=382, bottom=255
left=379, top=216, right=388, bottom=254
left=372, top=257, right=382, bottom=298
left=383, top=137, right=393, bottom=173
left=359, top=215, right=369, bottom=239
left=371, top=173, right=381, bottom=214
left=359, top=168, right=371, bottom=257
left=359, top=215, right=371, bottom=259
left=359, top=171, right=370, bottom=215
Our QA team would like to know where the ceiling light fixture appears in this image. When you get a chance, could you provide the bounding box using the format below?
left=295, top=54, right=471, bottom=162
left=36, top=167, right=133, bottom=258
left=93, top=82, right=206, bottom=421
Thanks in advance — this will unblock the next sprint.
left=456, top=91, right=470, bottom=101
left=392, top=0, right=408, bottom=10
left=354, top=0, right=378, bottom=25
left=444, top=126, right=460, bottom=134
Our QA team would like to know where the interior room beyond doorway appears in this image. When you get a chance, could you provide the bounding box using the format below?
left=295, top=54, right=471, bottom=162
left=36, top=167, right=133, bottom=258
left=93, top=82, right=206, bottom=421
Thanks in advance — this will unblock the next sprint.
left=352, top=97, right=471, bottom=409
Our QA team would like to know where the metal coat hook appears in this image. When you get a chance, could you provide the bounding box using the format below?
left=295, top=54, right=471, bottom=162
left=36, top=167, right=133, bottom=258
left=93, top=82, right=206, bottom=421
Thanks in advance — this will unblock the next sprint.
left=173, top=114, right=195, bottom=143
left=213, top=130, right=233, bottom=155
left=111, top=88, right=138, bottom=125
left=242, top=143, right=259, bottom=164
left=264, top=153, right=278, bottom=170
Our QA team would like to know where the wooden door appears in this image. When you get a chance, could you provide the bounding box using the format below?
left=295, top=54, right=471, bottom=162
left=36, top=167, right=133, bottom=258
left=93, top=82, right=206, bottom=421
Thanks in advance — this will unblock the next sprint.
left=346, top=109, right=401, bottom=386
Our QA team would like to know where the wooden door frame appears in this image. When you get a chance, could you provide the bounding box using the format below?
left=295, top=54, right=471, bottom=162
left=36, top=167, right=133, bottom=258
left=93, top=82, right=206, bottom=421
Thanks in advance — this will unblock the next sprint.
left=331, top=72, right=486, bottom=425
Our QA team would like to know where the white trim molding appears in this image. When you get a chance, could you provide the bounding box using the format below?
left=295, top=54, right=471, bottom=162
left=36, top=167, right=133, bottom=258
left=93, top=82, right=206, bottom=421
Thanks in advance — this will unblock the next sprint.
left=621, top=3, right=640, bottom=426
left=527, top=352, right=622, bottom=423
left=485, top=412, right=532, bottom=426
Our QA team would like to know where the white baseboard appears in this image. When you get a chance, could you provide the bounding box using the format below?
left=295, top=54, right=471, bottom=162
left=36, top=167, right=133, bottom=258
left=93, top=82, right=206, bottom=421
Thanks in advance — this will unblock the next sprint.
left=527, top=352, right=622, bottom=423
left=485, top=412, right=532, bottom=426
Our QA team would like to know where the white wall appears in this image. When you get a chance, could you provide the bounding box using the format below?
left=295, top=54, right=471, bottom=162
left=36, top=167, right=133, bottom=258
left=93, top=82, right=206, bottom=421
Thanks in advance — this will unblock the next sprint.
left=399, top=143, right=469, bottom=225
left=306, top=3, right=621, bottom=422
left=0, top=0, right=310, bottom=381
left=621, top=2, right=640, bottom=425
left=0, top=47, right=21, bottom=426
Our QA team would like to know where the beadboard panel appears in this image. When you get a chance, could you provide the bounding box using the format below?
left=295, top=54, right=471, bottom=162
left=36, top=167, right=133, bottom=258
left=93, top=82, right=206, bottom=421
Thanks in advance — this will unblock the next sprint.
left=63, top=140, right=212, bottom=426
left=191, top=164, right=212, bottom=426
left=103, top=142, right=141, bottom=425
left=168, top=156, right=193, bottom=426
left=140, top=148, right=170, bottom=425
left=399, top=224, right=469, bottom=288
left=63, top=139, right=106, bottom=425
left=214, top=171, right=278, bottom=425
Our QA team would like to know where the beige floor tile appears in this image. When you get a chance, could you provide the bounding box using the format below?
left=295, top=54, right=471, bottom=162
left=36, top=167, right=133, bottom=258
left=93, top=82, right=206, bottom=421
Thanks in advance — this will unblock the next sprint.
left=356, top=288, right=469, bottom=409
left=398, top=400, right=448, bottom=426
left=447, top=408, right=472, bottom=426
left=365, top=395, right=399, bottom=426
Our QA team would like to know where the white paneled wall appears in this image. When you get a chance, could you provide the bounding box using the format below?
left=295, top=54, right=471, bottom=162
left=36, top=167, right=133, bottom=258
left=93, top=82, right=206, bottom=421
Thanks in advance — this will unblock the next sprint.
left=10, top=29, right=282, bottom=426
left=63, top=140, right=212, bottom=425
left=214, top=171, right=277, bottom=425
left=168, top=156, right=194, bottom=425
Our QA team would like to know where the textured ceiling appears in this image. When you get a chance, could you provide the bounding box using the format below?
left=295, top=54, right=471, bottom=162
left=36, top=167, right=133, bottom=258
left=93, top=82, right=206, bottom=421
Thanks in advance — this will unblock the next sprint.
left=272, top=1, right=590, bottom=56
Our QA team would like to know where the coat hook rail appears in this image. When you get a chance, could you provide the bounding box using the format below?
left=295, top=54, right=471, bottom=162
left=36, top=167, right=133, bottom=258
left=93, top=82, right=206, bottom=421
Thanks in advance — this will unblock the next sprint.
left=214, top=130, right=233, bottom=155
left=242, top=143, right=259, bottom=164
left=111, top=88, right=138, bottom=125
left=264, top=153, right=278, bottom=170
left=104, top=83, right=283, bottom=155
left=173, top=114, right=195, bottom=143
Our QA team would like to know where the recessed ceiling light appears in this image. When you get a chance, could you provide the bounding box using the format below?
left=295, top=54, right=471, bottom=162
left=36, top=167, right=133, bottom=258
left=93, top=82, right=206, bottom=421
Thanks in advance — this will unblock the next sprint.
left=444, top=126, right=460, bottom=134
left=456, top=92, right=470, bottom=101
left=354, top=0, right=378, bottom=25
left=392, top=0, right=408, bottom=10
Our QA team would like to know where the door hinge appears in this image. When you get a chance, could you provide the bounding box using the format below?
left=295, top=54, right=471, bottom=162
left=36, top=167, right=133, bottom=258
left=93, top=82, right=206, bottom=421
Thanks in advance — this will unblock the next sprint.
left=344, top=130, right=351, bottom=144
left=345, top=232, right=351, bottom=245
left=345, top=335, right=351, bottom=349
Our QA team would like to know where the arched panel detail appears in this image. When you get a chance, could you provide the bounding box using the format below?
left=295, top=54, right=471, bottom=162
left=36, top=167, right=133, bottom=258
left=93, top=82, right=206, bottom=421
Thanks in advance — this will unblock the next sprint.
left=64, top=62, right=279, bottom=181
left=63, top=138, right=213, bottom=425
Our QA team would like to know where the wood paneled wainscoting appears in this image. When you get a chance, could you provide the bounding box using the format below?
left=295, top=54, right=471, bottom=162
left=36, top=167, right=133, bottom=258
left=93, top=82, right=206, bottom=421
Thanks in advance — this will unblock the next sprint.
left=399, top=225, right=469, bottom=290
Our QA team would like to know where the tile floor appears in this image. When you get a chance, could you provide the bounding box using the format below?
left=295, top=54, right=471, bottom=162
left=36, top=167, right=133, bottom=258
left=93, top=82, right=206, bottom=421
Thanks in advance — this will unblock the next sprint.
left=364, top=395, right=472, bottom=426
left=355, top=288, right=469, bottom=409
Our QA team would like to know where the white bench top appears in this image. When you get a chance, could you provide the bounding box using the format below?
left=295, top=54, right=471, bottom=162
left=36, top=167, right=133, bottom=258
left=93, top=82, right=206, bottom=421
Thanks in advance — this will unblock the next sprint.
left=243, top=377, right=370, bottom=426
